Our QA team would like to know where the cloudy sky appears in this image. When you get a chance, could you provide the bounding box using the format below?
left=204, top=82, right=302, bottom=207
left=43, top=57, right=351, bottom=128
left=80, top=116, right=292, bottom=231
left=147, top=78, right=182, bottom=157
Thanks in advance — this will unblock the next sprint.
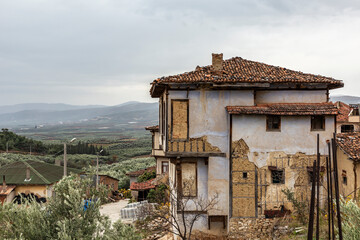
left=0, top=0, right=359, bottom=106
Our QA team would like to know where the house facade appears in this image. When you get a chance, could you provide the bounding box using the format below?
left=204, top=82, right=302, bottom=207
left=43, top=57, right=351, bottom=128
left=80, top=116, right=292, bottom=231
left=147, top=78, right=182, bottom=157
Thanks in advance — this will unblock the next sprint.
left=148, top=54, right=343, bottom=235
left=336, top=101, right=360, bottom=133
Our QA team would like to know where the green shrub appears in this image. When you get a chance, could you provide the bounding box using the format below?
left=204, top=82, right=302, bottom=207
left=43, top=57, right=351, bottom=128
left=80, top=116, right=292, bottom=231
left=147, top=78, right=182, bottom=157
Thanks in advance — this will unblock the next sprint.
left=137, top=170, right=156, bottom=183
left=281, top=188, right=309, bottom=225
left=0, top=175, right=141, bottom=240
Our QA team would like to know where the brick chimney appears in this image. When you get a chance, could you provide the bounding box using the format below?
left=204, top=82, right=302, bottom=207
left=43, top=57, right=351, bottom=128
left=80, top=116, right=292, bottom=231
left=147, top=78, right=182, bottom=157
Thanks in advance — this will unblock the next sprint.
left=2, top=175, right=6, bottom=189
left=212, top=53, right=223, bottom=74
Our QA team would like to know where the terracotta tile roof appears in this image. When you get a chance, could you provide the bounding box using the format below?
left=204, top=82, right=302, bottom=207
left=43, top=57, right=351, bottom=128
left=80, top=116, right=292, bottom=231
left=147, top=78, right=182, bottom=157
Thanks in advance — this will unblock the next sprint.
left=130, top=179, right=156, bottom=191
left=126, top=166, right=156, bottom=177
left=151, top=57, right=343, bottom=94
left=337, top=133, right=360, bottom=160
left=226, top=103, right=338, bottom=115
left=0, top=185, right=15, bottom=195
left=145, top=125, right=159, bottom=132
left=336, top=102, right=351, bottom=122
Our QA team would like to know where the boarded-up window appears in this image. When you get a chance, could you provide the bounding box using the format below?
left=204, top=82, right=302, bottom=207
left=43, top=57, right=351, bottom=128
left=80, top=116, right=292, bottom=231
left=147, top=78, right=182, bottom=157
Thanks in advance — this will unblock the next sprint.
left=171, top=100, right=189, bottom=140
left=181, top=163, right=197, bottom=197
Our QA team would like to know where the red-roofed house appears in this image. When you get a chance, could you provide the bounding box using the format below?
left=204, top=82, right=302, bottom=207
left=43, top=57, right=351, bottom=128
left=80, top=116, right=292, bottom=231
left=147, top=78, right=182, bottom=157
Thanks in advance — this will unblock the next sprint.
left=126, top=166, right=156, bottom=201
left=336, top=133, right=360, bottom=198
left=129, top=179, right=156, bottom=201
left=148, top=53, right=344, bottom=236
left=336, top=102, right=360, bottom=133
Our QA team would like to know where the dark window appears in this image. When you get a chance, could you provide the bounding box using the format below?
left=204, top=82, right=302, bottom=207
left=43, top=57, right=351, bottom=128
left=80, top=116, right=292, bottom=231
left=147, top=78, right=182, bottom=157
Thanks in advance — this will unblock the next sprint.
left=341, top=125, right=354, bottom=133
left=162, top=161, right=169, bottom=173
left=266, top=116, right=281, bottom=131
left=271, top=170, right=285, bottom=184
left=351, top=108, right=359, bottom=116
left=342, top=170, right=347, bottom=185
left=311, top=116, right=325, bottom=131
left=242, top=172, right=248, bottom=179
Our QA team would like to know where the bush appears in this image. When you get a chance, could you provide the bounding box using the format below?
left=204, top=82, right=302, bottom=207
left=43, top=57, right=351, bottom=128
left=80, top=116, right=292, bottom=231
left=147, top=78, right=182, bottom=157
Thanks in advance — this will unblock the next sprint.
left=137, top=170, right=156, bottom=183
left=281, top=188, right=308, bottom=225
left=339, top=197, right=360, bottom=239
left=147, top=184, right=168, bottom=204
left=0, top=175, right=141, bottom=239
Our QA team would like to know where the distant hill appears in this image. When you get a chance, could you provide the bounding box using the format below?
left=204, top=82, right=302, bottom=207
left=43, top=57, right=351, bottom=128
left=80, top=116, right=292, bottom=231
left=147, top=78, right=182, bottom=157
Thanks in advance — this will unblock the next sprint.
left=0, top=103, right=105, bottom=114
left=0, top=101, right=158, bottom=128
left=330, top=95, right=360, bottom=104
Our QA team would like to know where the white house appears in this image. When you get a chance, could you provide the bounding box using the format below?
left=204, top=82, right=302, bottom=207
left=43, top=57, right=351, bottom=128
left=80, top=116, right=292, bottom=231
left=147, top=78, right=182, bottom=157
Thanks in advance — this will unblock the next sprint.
left=147, top=54, right=343, bottom=237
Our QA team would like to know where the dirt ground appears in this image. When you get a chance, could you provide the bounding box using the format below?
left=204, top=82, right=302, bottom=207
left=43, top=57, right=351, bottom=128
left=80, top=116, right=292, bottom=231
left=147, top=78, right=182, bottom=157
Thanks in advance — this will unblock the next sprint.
left=100, top=199, right=129, bottom=224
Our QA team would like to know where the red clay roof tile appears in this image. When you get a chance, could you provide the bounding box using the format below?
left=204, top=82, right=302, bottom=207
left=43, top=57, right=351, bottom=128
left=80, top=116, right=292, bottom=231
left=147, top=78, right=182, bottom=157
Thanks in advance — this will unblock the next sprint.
left=226, top=103, right=338, bottom=115
left=130, top=179, right=156, bottom=191
left=336, top=102, right=351, bottom=122
left=337, top=133, right=360, bottom=160
left=151, top=57, right=343, bottom=88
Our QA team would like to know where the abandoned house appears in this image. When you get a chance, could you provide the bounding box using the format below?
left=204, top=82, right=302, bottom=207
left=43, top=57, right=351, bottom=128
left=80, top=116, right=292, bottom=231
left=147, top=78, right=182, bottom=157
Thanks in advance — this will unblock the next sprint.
left=148, top=53, right=344, bottom=236
left=0, top=160, right=81, bottom=202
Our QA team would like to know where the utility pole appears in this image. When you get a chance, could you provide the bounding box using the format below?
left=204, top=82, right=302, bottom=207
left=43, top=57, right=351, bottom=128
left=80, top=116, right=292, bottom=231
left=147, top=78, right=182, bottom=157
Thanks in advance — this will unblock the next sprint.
left=64, top=138, right=76, bottom=177
left=63, top=143, right=67, bottom=176
left=96, top=149, right=103, bottom=190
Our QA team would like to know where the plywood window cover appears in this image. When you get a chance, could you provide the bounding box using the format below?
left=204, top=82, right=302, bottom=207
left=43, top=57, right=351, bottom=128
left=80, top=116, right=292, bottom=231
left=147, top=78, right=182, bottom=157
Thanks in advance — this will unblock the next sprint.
left=178, top=162, right=197, bottom=198
left=311, top=115, right=325, bottom=131
left=171, top=99, right=189, bottom=141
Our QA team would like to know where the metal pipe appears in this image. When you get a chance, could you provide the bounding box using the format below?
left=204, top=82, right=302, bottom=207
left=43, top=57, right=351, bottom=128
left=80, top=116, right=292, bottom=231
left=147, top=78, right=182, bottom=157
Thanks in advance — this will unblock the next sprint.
left=332, top=137, right=343, bottom=240
left=308, top=160, right=317, bottom=240
left=316, top=134, right=320, bottom=240
left=327, top=140, right=335, bottom=240
left=326, top=157, right=331, bottom=240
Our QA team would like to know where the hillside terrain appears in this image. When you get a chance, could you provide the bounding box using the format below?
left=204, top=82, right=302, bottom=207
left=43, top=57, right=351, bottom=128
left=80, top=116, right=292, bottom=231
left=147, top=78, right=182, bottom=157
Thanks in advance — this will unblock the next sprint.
left=330, top=95, right=360, bottom=104
left=0, top=101, right=158, bottom=128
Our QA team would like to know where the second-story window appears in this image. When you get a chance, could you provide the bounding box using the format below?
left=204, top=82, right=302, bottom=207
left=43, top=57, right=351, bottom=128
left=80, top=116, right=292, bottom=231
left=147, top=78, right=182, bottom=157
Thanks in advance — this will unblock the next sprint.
left=171, top=99, right=189, bottom=141
left=266, top=115, right=281, bottom=131
left=311, top=116, right=325, bottom=131
left=162, top=161, right=169, bottom=173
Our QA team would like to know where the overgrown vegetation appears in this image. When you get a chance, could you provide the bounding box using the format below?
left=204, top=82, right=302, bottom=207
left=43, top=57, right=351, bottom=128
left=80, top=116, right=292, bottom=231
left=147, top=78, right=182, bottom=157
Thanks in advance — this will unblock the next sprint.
left=88, top=157, right=156, bottom=189
left=0, top=175, right=141, bottom=239
left=137, top=169, right=156, bottom=183
left=281, top=188, right=309, bottom=225
left=339, top=197, right=360, bottom=239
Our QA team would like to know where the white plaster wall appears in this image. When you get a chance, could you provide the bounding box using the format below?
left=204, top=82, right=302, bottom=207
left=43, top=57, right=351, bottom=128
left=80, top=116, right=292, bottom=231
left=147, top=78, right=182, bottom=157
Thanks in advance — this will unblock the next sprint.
left=168, top=89, right=254, bottom=153
left=232, top=115, right=335, bottom=166
left=256, top=90, right=327, bottom=104
left=168, top=89, right=254, bottom=219
left=156, top=157, right=169, bottom=174
left=6, top=190, right=15, bottom=203
left=208, top=156, right=228, bottom=216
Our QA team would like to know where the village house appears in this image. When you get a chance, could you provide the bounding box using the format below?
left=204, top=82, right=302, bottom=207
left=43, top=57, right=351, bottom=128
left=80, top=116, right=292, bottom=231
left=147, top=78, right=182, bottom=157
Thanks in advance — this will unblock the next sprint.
left=126, top=166, right=156, bottom=201
left=0, top=160, right=81, bottom=203
left=336, top=133, right=360, bottom=199
left=336, top=101, right=360, bottom=133
left=148, top=53, right=344, bottom=236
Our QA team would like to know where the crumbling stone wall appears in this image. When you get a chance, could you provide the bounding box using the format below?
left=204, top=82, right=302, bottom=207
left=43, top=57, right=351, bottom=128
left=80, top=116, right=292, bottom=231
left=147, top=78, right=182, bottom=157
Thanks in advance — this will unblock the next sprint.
left=231, top=139, right=327, bottom=217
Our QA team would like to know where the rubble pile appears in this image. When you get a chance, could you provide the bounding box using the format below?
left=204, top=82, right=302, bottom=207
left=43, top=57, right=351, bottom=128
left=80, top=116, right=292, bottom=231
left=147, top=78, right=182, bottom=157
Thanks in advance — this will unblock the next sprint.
left=228, top=218, right=292, bottom=240
left=141, top=217, right=170, bottom=240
